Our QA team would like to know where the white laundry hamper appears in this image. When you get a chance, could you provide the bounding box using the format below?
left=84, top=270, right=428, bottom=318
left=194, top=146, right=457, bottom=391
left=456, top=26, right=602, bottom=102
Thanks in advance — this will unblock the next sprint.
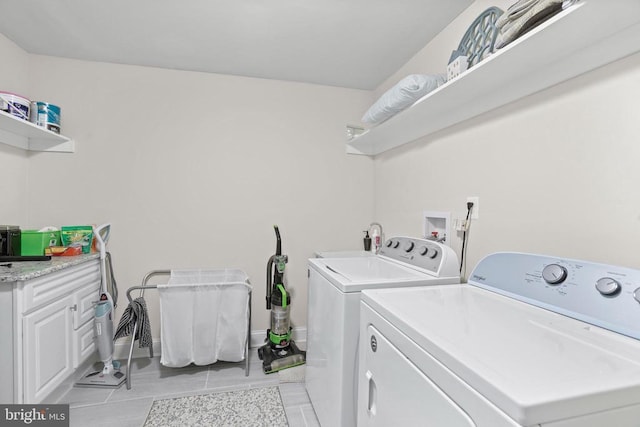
left=158, top=269, right=252, bottom=368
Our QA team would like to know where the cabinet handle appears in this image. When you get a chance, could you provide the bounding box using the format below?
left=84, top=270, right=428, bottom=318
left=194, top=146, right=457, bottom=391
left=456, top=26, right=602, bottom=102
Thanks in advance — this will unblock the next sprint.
left=69, top=304, right=78, bottom=311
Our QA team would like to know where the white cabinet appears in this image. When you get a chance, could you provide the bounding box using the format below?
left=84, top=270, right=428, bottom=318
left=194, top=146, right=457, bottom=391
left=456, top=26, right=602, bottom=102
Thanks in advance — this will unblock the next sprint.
left=0, top=110, right=74, bottom=152
left=73, top=282, right=102, bottom=366
left=0, top=259, right=100, bottom=403
left=23, top=295, right=74, bottom=403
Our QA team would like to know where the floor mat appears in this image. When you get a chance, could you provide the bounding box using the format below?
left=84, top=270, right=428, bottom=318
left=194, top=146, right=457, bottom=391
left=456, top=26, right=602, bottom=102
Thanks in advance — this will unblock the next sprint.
left=143, top=386, right=288, bottom=427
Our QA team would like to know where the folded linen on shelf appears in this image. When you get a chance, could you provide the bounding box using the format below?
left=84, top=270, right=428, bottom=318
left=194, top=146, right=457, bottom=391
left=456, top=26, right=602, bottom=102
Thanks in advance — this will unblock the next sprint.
left=497, top=0, right=542, bottom=26
left=361, top=74, right=446, bottom=125
left=495, top=0, right=566, bottom=49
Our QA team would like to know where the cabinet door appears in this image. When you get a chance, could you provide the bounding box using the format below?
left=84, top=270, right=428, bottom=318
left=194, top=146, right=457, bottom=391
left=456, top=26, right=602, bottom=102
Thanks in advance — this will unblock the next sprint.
left=73, top=273, right=101, bottom=329
left=73, top=318, right=96, bottom=368
left=72, top=281, right=100, bottom=367
left=23, top=295, right=74, bottom=403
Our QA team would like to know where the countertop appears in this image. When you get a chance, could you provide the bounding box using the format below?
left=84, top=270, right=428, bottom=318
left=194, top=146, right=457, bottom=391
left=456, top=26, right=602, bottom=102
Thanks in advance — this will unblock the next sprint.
left=0, top=253, right=100, bottom=282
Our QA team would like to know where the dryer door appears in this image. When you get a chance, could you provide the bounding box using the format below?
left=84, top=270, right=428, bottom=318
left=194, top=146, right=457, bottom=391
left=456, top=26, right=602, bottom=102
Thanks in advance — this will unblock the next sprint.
left=359, top=324, right=476, bottom=427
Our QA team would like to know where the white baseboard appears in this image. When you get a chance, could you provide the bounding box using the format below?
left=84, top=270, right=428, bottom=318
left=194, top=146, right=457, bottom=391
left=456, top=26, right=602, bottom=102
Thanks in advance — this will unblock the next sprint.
left=114, top=339, right=161, bottom=360
left=114, top=327, right=307, bottom=360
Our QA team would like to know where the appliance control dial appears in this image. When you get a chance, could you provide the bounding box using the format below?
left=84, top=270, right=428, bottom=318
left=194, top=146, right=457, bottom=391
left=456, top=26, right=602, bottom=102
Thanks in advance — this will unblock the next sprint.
left=404, top=242, right=414, bottom=252
left=429, top=249, right=438, bottom=259
left=419, top=246, right=428, bottom=256
left=542, top=264, right=568, bottom=285
left=633, top=288, right=640, bottom=304
left=386, top=240, right=393, bottom=248
left=595, top=277, right=621, bottom=296
left=393, top=241, right=400, bottom=249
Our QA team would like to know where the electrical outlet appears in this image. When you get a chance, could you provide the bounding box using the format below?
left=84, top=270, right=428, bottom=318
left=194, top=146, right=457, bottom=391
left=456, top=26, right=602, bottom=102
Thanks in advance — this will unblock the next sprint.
left=467, top=196, right=479, bottom=219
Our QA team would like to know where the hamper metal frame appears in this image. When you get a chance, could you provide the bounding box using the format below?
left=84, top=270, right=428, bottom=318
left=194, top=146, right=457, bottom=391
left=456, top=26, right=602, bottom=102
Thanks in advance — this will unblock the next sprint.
left=123, top=269, right=251, bottom=390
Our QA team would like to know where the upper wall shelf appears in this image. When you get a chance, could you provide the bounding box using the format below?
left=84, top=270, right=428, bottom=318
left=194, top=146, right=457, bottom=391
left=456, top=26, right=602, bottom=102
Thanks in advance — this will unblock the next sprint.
left=347, top=0, right=640, bottom=156
left=0, top=110, right=74, bottom=153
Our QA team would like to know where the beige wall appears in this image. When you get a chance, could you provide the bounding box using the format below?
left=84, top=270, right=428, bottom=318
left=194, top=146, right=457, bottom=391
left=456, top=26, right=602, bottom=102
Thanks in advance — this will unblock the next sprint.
left=1, top=35, right=374, bottom=339
left=0, top=35, right=29, bottom=224
left=372, top=1, right=640, bottom=276
left=3, top=0, right=640, bottom=346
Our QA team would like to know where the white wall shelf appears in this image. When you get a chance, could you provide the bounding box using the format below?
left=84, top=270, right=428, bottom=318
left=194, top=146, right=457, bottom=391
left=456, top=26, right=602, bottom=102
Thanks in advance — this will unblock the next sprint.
left=0, top=110, right=74, bottom=153
left=347, top=0, right=640, bottom=156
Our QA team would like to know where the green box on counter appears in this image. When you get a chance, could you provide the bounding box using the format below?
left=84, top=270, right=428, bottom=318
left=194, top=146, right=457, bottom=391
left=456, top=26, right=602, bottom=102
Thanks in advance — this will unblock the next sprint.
left=60, top=225, right=93, bottom=254
left=21, top=230, right=61, bottom=255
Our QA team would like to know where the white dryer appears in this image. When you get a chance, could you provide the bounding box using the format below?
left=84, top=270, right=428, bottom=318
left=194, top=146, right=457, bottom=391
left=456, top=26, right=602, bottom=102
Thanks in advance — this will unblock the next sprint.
left=358, top=252, right=640, bottom=426
left=306, top=236, right=460, bottom=427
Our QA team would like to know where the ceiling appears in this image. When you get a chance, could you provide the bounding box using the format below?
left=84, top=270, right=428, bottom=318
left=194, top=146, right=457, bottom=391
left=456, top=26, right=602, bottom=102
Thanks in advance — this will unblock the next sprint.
left=0, top=0, right=471, bottom=90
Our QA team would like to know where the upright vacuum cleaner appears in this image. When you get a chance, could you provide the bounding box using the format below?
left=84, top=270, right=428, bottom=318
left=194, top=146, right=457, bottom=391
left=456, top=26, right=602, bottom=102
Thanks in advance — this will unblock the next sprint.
left=76, top=223, right=126, bottom=388
left=258, top=225, right=306, bottom=374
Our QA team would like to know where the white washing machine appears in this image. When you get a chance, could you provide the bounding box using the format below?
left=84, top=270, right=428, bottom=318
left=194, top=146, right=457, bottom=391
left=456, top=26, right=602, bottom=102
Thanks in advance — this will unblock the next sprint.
left=314, top=250, right=374, bottom=258
left=306, top=236, right=460, bottom=427
left=358, top=252, right=640, bottom=427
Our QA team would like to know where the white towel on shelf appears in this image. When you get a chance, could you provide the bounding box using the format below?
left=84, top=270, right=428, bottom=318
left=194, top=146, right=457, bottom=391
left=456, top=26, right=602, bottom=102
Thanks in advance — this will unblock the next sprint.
left=158, top=269, right=251, bottom=368
left=495, top=0, right=566, bottom=49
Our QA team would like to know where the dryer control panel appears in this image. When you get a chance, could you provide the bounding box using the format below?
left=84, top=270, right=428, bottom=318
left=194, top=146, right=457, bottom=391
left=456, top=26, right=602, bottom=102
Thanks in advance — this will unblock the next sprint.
left=379, top=236, right=459, bottom=278
left=468, top=252, right=640, bottom=340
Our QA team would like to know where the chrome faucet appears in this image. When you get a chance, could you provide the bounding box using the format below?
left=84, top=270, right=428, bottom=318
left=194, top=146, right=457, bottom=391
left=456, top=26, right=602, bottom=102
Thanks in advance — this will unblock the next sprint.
left=369, top=222, right=384, bottom=254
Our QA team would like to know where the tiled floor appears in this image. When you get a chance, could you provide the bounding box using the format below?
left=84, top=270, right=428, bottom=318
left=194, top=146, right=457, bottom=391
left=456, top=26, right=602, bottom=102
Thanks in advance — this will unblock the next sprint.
left=52, top=351, right=320, bottom=427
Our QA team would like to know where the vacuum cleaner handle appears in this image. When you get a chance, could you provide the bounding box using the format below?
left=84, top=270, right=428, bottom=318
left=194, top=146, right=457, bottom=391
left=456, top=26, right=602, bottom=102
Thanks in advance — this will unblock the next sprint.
left=266, top=255, right=275, bottom=310
left=274, top=225, right=282, bottom=256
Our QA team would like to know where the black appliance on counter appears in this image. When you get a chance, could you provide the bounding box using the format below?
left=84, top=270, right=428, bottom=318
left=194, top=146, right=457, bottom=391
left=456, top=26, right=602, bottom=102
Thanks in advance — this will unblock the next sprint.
left=0, top=225, right=21, bottom=256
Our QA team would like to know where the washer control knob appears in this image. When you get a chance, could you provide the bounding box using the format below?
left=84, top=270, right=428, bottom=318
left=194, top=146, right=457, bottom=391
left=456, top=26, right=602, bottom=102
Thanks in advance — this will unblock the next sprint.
left=634, top=288, right=640, bottom=304
left=419, top=246, right=429, bottom=256
left=393, top=241, right=400, bottom=249
left=386, top=240, right=393, bottom=248
left=429, top=249, right=438, bottom=259
left=404, top=242, right=414, bottom=253
left=595, top=278, right=621, bottom=296
left=542, top=264, right=568, bottom=285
